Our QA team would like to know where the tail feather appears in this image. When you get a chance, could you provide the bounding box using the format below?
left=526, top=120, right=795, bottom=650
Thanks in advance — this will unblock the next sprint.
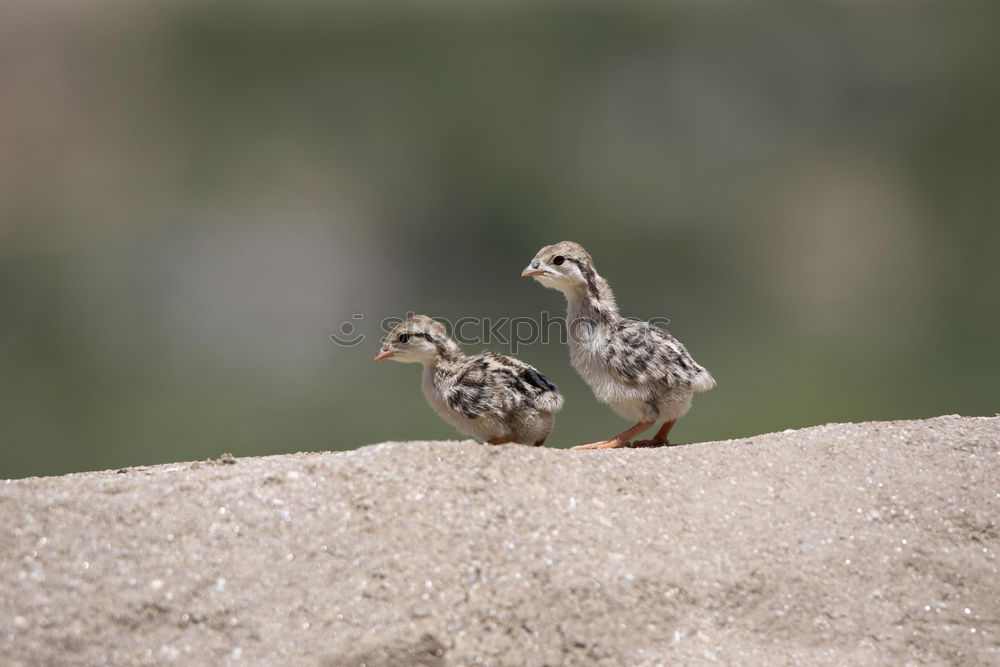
left=536, top=390, right=565, bottom=414
left=691, top=370, right=716, bottom=393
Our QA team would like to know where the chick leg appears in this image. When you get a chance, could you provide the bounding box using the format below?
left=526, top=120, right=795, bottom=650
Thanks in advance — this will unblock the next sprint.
left=533, top=438, right=546, bottom=447
left=571, top=421, right=654, bottom=450
left=486, top=436, right=514, bottom=445
left=632, top=420, right=677, bottom=447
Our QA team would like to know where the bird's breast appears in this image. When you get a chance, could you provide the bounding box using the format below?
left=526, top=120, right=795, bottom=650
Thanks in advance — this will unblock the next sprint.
left=568, top=328, right=618, bottom=393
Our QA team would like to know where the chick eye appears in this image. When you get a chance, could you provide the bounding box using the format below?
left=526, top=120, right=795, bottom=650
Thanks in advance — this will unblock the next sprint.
left=397, top=333, right=411, bottom=344
left=553, top=255, right=565, bottom=266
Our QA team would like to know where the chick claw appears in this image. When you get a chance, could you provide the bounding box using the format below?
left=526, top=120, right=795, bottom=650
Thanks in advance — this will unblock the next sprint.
left=571, top=439, right=630, bottom=450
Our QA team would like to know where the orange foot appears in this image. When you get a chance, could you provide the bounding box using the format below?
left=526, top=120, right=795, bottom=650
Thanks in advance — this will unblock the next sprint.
left=572, top=439, right=629, bottom=450
left=631, top=420, right=677, bottom=447
left=570, top=421, right=654, bottom=451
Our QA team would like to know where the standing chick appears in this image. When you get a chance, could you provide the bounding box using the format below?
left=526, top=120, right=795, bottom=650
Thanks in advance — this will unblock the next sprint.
left=521, top=242, right=715, bottom=449
left=375, top=314, right=564, bottom=446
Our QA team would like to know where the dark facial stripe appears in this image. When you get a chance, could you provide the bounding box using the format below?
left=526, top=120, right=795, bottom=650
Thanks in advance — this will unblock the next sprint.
left=568, top=257, right=601, bottom=300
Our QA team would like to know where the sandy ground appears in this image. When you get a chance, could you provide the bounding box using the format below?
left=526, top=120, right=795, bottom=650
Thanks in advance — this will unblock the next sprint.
left=2, top=415, right=998, bottom=666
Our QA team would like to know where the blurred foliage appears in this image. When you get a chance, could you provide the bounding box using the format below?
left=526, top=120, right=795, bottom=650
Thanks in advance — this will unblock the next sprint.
left=2, top=2, right=999, bottom=478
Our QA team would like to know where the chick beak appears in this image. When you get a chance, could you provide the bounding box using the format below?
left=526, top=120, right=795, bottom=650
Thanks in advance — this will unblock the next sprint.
left=521, top=261, right=546, bottom=277
left=374, top=349, right=396, bottom=361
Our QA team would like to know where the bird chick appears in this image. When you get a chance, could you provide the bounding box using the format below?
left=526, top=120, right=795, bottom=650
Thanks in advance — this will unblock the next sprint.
left=375, top=314, right=564, bottom=446
left=522, top=242, right=715, bottom=449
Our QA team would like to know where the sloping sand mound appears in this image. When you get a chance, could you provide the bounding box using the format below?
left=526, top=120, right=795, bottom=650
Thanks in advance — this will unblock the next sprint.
left=3, top=415, right=998, bottom=665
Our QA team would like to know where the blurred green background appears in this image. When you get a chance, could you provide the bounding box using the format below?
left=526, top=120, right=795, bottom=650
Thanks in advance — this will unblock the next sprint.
left=2, top=2, right=998, bottom=478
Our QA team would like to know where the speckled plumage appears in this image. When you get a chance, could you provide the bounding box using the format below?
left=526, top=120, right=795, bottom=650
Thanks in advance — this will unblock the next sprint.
left=524, top=242, right=714, bottom=446
left=376, top=315, right=564, bottom=446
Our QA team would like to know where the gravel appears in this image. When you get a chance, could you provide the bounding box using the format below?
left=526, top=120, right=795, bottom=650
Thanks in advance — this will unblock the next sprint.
left=2, top=415, right=999, bottom=665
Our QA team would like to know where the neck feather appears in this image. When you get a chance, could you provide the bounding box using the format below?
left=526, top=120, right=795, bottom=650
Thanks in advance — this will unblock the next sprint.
left=564, top=265, right=618, bottom=324
left=428, top=336, right=463, bottom=365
